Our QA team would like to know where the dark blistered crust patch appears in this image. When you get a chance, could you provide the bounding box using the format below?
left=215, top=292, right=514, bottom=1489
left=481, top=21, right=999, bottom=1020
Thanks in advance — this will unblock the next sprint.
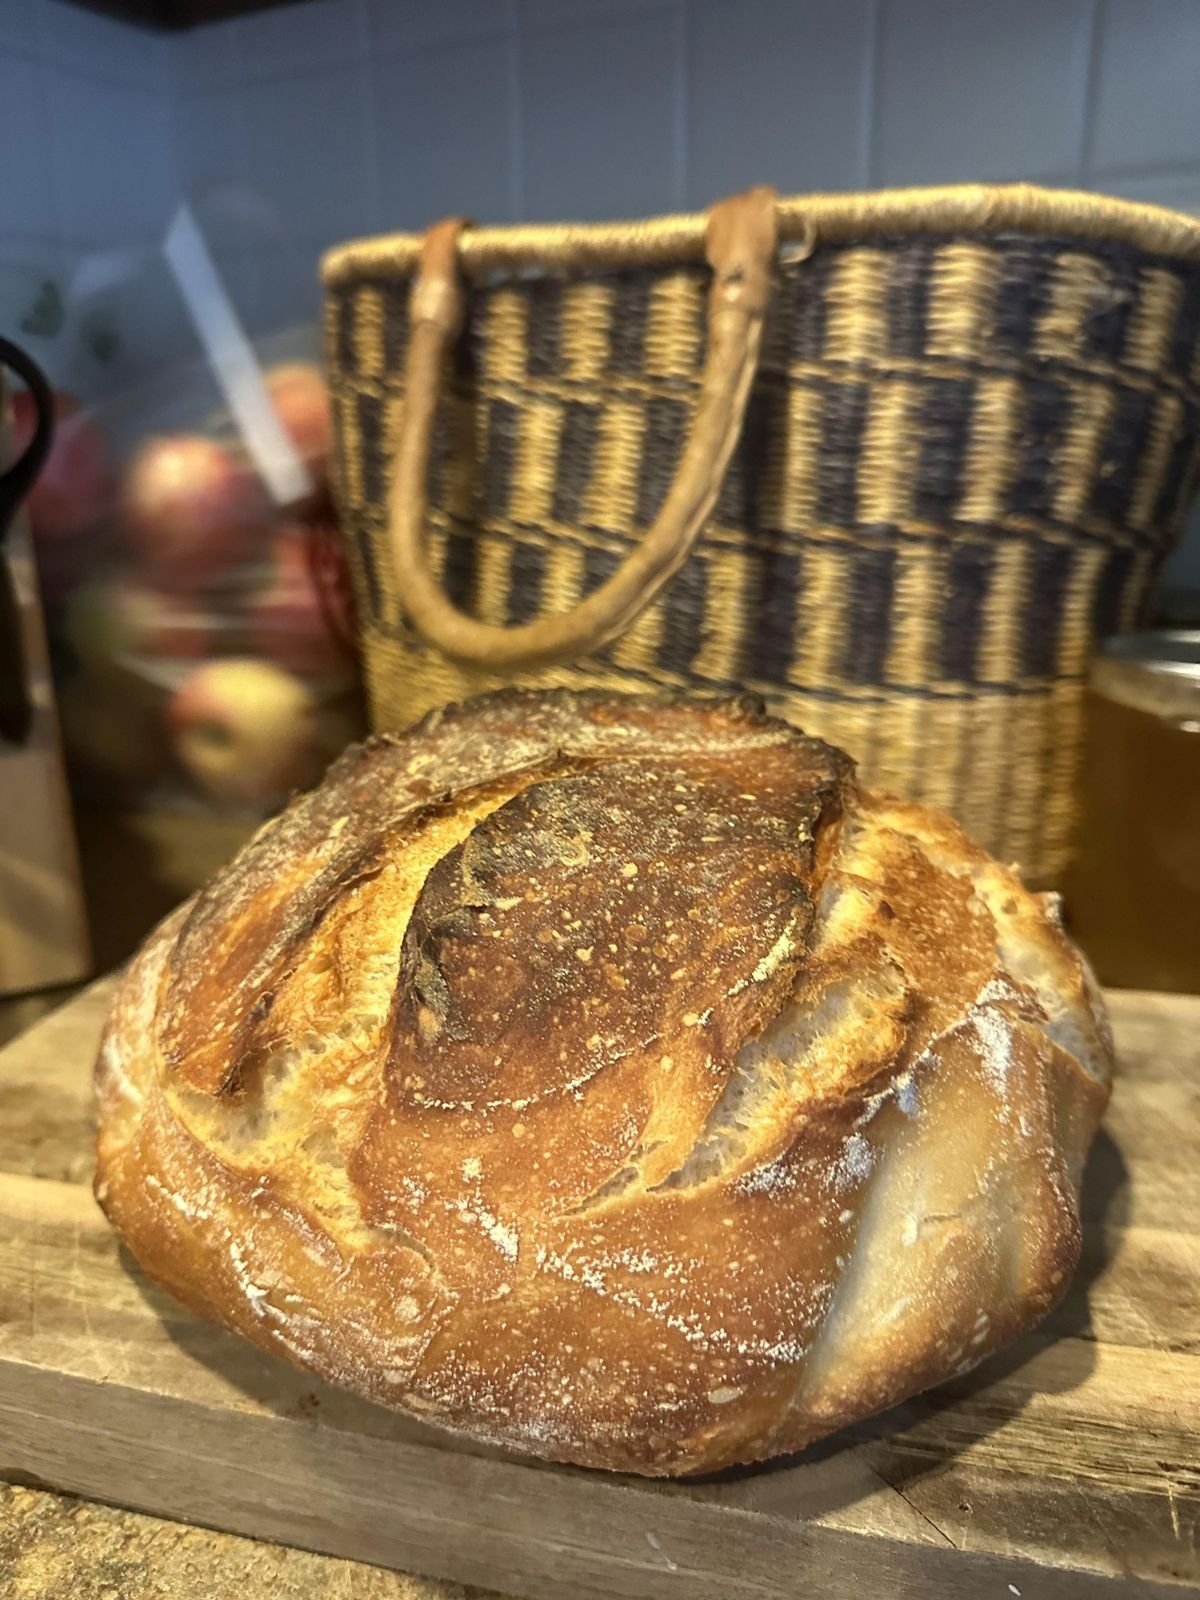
left=159, top=690, right=853, bottom=1100
left=390, top=746, right=846, bottom=1113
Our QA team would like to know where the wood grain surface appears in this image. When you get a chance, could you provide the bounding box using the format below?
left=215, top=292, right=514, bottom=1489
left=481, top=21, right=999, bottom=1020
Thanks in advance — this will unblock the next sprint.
left=0, top=978, right=1197, bottom=1598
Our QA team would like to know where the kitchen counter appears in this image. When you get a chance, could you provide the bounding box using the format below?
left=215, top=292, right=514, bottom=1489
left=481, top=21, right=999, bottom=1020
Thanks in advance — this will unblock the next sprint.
left=0, top=1482, right=495, bottom=1600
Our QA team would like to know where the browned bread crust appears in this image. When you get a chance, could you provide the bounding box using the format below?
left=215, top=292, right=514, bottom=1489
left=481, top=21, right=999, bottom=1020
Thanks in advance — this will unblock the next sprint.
left=95, top=690, right=1112, bottom=1475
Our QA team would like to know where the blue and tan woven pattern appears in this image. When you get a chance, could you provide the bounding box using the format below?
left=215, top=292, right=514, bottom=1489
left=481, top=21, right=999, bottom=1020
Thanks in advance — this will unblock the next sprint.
left=323, top=187, right=1200, bottom=884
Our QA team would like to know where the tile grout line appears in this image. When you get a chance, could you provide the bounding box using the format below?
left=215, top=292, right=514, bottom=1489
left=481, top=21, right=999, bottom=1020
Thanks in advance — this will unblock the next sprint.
left=862, top=0, right=882, bottom=191
left=30, top=2, right=70, bottom=256
left=509, top=9, right=526, bottom=223
left=671, top=0, right=688, bottom=210
left=358, top=0, right=384, bottom=234
left=1078, top=0, right=1105, bottom=187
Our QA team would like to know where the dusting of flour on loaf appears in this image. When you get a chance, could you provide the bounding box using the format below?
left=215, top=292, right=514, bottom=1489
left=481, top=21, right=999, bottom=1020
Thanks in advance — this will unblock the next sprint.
left=144, top=1171, right=212, bottom=1224
left=98, top=1038, right=143, bottom=1107
left=895, top=1073, right=918, bottom=1117
left=228, top=1237, right=270, bottom=1304
left=972, top=1007, right=1013, bottom=1092
left=751, top=929, right=794, bottom=984
left=734, top=1156, right=795, bottom=1197
left=833, top=1132, right=875, bottom=1190
left=977, top=974, right=1019, bottom=1005
left=451, top=1194, right=519, bottom=1261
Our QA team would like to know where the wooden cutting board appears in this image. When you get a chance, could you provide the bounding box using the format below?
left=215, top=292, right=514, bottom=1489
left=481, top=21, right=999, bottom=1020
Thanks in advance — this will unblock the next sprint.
left=0, top=978, right=1197, bottom=1599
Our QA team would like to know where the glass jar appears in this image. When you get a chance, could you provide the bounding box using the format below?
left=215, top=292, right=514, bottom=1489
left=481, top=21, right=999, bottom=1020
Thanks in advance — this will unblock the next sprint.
left=1065, top=630, right=1200, bottom=992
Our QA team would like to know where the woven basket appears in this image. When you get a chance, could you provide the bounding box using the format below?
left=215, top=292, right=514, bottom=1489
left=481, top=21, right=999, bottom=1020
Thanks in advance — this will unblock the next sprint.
left=322, top=184, right=1200, bottom=885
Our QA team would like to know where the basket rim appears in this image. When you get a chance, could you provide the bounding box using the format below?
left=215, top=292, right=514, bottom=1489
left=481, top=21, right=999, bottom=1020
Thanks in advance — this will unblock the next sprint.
left=322, top=182, right=1200, bottom=287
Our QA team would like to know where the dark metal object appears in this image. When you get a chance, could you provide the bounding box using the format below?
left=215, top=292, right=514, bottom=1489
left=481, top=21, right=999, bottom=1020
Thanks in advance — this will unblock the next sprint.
left=0, top=336, right=54, bottom=747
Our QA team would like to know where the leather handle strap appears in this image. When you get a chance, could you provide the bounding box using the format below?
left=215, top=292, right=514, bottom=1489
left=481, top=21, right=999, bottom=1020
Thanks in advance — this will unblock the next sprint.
left=388, top=187, right=778, bottom=671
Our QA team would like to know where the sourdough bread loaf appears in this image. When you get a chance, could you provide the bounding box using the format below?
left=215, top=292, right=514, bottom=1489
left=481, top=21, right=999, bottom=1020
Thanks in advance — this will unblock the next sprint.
left=94, top=691, right=1112, bottom=1475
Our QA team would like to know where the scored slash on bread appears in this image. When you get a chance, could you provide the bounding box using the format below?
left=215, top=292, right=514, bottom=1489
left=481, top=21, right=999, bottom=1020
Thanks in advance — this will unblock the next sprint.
left=94, top=690, right=1113, bottom=1476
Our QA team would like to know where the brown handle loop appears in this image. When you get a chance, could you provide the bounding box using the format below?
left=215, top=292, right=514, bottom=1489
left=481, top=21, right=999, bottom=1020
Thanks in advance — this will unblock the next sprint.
left=389, top=187, right=778, bottom=671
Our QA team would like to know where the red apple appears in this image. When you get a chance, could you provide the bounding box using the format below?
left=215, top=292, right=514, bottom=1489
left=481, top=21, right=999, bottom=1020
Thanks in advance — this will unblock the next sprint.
left=65, top=578, right=213, bottom=677
left=266, top=362, right=331, bottom=481
left=167, top=658, right=353, bottom=809
left=122, top=434, right=264, bottom=588
left=244, top=527, right=354, bottom=680
left=10, top=389, right=115, bottom=544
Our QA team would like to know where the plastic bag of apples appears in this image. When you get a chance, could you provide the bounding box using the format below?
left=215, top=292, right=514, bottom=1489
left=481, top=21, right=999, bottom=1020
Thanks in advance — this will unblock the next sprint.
left=18, top=344, right=365, bottom=815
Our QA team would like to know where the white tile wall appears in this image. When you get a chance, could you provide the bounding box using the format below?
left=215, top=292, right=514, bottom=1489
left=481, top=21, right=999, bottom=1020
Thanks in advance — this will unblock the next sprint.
left=243, top=64, right=374, bottom=247
left=520, top=0, right=668, bottom=27
left=0, top=0, right=31, bottom=54
left=1089, top=0, right=1200, bottom=175
left=238, top=0, right=366, bottom=74
left=521, top=8, right=682, bottom=219
left=1103, top=167, right=1200, bottom=218
left=1, top=49, right=59, bottom=241
left=169, top=13, right=238, bottom=92
left=3, top=0, right=1200, bottom=579
left=875, top=0, right=1094, bottom=186
left=156, top=0, right=1200, bottom=309
left=370, top=0, right=515, bottom=54
left=37, top=0, right=167, bottom=85
left=46, top=70, right=174, bottom=245
left=687, top=0, right=872, bottom=202
left=0, top=2, right=175, bottom=391
left=174, top=87, right=249, bottom=193
left=373, top=36, right=517, bottom=228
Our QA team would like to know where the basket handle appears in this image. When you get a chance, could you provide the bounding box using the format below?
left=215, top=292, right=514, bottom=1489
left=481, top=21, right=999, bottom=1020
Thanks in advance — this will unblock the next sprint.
left=388, top=187, right=778, bottom=671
